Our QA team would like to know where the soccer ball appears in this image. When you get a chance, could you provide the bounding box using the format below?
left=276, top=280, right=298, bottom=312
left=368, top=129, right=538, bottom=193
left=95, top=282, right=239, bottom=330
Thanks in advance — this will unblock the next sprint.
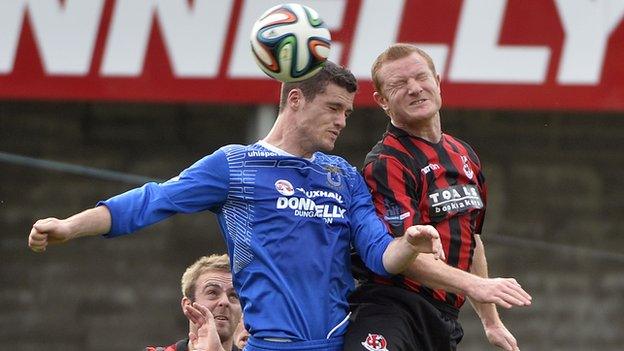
left=250, top=3, right=331, bottom=82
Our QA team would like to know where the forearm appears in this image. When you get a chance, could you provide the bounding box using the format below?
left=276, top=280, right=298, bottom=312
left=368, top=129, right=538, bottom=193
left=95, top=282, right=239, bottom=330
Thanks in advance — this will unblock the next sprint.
left=382, top=236, right=419, bottom=274
left=65, top=206, right=112, bottom=239
left=403, top=253, right=482, bottom=295
left=469, top=235, right=501, bottom=326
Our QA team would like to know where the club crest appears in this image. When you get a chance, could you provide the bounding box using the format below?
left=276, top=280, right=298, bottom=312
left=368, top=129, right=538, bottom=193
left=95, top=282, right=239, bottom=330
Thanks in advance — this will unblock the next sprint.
left=461, top=155, right=474, bottom=179
left=325, top=165, right=342, bottom=187
left=361, top=333, right=389, bottom=351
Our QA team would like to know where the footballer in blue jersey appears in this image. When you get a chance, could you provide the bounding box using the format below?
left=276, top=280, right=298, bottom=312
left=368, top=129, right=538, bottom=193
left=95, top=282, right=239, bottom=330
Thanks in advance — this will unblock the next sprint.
left=28, top=62, right=444, bottom=351
left=103, top=141, right=394, bottom=347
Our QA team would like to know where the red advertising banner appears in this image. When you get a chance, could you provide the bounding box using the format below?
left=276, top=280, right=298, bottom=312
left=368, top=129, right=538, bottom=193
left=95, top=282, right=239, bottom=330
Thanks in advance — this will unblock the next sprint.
left=1, top=0, right=623, bottom=110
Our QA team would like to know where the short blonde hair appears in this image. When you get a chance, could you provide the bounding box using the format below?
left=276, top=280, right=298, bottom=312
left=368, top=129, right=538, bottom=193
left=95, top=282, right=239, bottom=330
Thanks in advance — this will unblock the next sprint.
left=371, top=43, right=438, bottom=96
left=181, top=254, right=231, bottom=299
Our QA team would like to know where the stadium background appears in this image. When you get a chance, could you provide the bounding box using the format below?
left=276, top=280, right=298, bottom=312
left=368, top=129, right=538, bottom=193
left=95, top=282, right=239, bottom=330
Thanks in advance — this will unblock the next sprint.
left=2, top=1, right=623, bottom=350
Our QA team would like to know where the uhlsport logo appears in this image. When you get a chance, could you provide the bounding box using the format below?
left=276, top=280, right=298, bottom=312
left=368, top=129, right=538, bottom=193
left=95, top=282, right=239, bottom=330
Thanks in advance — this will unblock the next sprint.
left=275, top=179, right=294, bottom=196
left=361, top=333, right=389, bottom=351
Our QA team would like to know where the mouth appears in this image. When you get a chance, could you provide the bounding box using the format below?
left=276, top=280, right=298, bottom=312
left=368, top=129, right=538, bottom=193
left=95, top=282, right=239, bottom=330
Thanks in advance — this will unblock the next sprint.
left=213, top=315, right=229, bottom=322
left=410, top=99, right=427, bottom=106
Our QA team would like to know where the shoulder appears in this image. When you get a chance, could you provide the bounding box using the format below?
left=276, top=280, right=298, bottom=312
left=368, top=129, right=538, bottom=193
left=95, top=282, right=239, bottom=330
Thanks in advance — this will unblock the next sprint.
left=444, top=134, right=474, bottom=150
left=218, top=143, right=252, bottom=156
left=313, top=152, right=358, bottom=176
left=364, top=132, right=417, bottom=169
left=444, top=134, right=481, bottom=165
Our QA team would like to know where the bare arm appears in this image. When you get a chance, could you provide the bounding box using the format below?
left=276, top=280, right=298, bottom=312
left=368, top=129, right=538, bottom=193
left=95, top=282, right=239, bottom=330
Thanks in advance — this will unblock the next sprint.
left=468, top=235, right=521, bottom=351
left=469, top=235, right=502, bottom=321
left=382, top=225, right=445, bottom=274
left=28, top=206, right=112, bottom=252
left=403, top=251, right=532, bottom=308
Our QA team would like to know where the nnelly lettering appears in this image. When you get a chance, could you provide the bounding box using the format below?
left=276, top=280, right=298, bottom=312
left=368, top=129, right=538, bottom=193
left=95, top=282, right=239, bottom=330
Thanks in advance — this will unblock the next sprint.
left=1, top=0, right=619, bottom=85
left=276, top=197, right=346, bottom=219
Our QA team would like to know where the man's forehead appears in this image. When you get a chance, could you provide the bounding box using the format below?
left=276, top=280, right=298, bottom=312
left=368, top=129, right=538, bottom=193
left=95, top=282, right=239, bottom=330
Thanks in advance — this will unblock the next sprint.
left=197, top=270, right=233, bottom=287
left=322, top=83, right=355, bottom=104
left=382, top=53, right=430, bottom=78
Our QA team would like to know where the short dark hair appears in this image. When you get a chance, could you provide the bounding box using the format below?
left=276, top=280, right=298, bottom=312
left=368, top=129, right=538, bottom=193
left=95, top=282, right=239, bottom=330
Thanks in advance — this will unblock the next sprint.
left=279, top=61, right=358, bottom=112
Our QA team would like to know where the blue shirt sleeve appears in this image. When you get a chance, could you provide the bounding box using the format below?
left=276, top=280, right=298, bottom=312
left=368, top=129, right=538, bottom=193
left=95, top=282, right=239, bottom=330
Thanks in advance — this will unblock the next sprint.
left=100, top=149, right=229, bottom=237
left=349, top=170, right=393, bottom=277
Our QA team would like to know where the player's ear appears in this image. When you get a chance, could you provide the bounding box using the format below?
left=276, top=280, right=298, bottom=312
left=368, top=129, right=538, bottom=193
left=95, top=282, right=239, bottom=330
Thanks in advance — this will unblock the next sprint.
left=373, top=91, right=388, bottom=112
left=287, top=88, right=303, bottom=110
left=181, top=296, right=191, bottom=315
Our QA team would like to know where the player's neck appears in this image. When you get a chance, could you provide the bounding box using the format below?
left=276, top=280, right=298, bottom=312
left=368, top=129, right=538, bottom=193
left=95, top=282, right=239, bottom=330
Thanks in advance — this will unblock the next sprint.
left=394, top=114, right=442, bottom=143
left=263, top=117, right=313, bottom=158
left=222, top=339, right=234, bottom=351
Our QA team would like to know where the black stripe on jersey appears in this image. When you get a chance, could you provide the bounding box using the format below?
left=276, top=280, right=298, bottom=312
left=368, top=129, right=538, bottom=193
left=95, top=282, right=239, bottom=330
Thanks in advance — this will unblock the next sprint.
left=445, top=215, right=462, bottom=306
left=391, top=136, right=434, bottom=215
left=401, top=167, right=420, bottom=227
left=468, top=210, right=479, bottom=267
left=434, top=139, right=464, bottom=267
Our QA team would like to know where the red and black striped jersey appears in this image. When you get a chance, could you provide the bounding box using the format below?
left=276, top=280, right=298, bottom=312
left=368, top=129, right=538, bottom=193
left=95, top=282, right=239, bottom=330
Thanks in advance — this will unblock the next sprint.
left=361, top=123, right=487, bottom=315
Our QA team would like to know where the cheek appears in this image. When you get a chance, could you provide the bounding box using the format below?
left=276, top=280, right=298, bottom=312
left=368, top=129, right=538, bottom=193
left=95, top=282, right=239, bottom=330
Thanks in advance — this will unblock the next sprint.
left=194, top=296, right=217, bottom=309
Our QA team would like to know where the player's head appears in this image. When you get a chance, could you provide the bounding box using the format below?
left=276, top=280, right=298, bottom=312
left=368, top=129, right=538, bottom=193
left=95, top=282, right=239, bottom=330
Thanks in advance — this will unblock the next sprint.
left=371, top=44, right=441, bottom=124
left=181, top=254, right=241, bottom=343
left=371, top=44, right=438, bottom=94
left=278, top=61, right=358, bottom=155
left=279, top=61, right=358, bottom=113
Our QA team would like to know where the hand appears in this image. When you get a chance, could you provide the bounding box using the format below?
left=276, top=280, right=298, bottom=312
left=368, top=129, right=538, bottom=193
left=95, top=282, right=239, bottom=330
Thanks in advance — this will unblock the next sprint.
left=28, top=217, right=74, bottom=252
left=404, top=225, right=445, bottom=261
left=485, top=322, right=519, bottom=351
left=184, top=302, right=225, bottom=351
left=466, top=277, right=532, bottom=308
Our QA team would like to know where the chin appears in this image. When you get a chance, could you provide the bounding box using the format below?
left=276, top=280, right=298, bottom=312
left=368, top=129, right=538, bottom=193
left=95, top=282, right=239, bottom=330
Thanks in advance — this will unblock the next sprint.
left=217, top=329, right=233, bottom=342
left=316, top=142, right=335, bottom=153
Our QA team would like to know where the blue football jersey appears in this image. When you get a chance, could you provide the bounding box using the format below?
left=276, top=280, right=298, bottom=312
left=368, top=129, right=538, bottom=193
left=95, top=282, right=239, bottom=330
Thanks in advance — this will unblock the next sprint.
left=101, top=141, right=393, bottom=343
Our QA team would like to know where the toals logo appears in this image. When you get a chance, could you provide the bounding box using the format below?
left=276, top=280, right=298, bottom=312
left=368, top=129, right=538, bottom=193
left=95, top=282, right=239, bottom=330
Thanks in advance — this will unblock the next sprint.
left=428, top=184, right=483, bottom=218
left=275, top=179, right=294, bottom=196
left=361, top=333, right=389, bottom=351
